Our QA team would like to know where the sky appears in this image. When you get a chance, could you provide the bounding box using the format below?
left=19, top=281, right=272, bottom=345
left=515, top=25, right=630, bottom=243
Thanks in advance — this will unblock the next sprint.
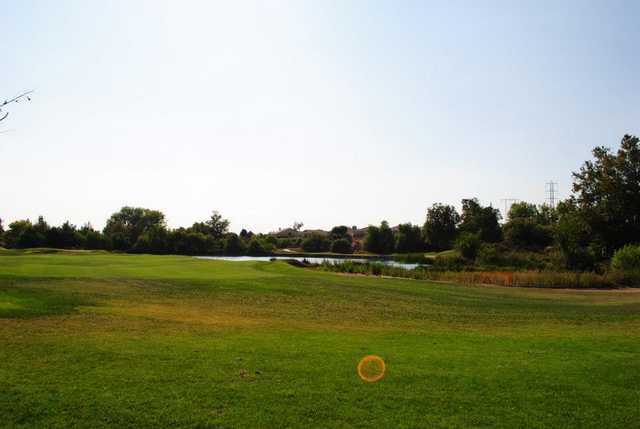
left=1, top=0, right=639, bottom=233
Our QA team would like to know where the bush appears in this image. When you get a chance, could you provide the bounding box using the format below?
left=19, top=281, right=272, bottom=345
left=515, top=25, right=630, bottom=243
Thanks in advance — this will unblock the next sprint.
left=331, top=238, right=353, bottom=254
left=430, top=255, right=467, bottom=270
left=611, top=244, right=640, bottom=273
left=455, top=233, right=481, bottom=261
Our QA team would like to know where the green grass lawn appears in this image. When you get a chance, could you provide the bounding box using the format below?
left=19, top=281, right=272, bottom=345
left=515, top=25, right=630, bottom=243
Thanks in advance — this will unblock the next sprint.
left=0, top=251, right=638, bottom=428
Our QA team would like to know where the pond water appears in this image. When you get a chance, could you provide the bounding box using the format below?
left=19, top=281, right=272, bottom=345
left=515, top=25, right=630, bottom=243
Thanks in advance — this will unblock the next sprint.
left=195, top=255, right=422, bottom=270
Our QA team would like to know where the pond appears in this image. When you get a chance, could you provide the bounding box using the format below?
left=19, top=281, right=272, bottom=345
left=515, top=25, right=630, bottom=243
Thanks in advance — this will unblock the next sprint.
left=195, top=255, right=422, bottom=270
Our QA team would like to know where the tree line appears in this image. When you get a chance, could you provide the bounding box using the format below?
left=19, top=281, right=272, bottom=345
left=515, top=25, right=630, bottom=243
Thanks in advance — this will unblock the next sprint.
left=0, top=208, right=276, bottom=256
left=1, top=134, right=639, bottom=271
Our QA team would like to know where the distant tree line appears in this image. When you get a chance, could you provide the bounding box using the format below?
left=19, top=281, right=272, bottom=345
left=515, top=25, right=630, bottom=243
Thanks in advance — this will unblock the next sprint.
left=0, top=208, right=276, bottom=256
left=1, top=134, right=639, bottom=272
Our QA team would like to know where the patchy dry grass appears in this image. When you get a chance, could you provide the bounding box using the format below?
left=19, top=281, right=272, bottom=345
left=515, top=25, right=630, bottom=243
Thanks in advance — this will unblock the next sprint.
left=0, top=251, right=639, bottom=428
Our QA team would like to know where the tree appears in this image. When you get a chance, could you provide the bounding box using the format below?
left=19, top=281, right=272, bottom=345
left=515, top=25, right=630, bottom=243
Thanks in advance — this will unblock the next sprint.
left=239, top=229, right=254, bottom=241
left=554, top=199, right=599, bottom=270
left=330, top=226, right=352, bottom=243
left=455, top=232, right=481, bottom=261
left=224, top=233, right=247, bottom=255
left=423, top=203, right=460, bottom=250
left=103, top=207, right=166, bottom=251
left=47, top=221, right=83, bottom=249
left=5, top=220, right=45, bottom=248
left=80, top=223, right=108, bottom=250
left=572, top=134, right=640, bottom=255
left=206, top=211, right=230, bottom=239
left=0, top=218, right=4, bottom=247
left=292, top=221, right=304, bottom=232
left=132, top=225, right=169, bottom=254
left=168, top=229, right=218, bottom=255
left=507, top=202, right=539, bottom=221
left=247, top=238, right=272, bottom=256
left=503, top=202, right=553, bottom=249
left=302, top=233, right=330, bottom=252
left=364, top=226, right=381, bottom=253
left=364, top=221, right=395, bottom=254
left=395, top=223, right=423, bottom=253
left=331, top=238, right=353, bottom=254
left=459, top=198, right=502, bottom=243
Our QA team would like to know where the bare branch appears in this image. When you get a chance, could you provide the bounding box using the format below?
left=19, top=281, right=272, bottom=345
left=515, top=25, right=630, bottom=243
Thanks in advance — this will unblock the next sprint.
left=1, top=90, right=34, bottom=108
left=0, top=89, right=34, bottom=122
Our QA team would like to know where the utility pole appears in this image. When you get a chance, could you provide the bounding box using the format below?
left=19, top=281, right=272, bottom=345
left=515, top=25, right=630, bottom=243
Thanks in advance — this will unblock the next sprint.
left=545, top=181, right=558, bottom=208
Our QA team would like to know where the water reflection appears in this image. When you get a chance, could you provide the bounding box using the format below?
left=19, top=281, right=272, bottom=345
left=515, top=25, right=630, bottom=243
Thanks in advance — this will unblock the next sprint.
left=195, top=255, right=421, bottom=270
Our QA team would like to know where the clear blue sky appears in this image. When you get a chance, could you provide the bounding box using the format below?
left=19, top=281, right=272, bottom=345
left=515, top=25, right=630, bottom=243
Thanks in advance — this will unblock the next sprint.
left=2, top=1, right=638, bottom=232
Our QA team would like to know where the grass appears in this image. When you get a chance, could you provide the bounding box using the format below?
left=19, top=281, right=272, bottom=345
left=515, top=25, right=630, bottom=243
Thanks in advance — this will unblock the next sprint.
left=0, top=250, right=639, bottom=428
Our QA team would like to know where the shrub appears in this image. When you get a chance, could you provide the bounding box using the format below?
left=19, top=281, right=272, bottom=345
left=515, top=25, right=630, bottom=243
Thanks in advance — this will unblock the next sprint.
left=611, top=244, right=640, bottom=273
left=394, top=253, right=428, bottom=264
left=430, top=255, right=467, bottom=270
left=331, top=238, right=353, bottom=254
left=455, top=233, right=481, bottom=261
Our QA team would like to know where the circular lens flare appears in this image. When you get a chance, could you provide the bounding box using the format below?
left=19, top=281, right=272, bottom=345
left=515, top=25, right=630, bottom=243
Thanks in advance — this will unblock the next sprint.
left=357, top=355, right=386, bottom=382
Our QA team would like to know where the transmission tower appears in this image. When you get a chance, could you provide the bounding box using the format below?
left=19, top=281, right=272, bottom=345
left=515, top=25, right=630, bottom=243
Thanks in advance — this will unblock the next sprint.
left=545, top=181, right=558, bottom=208
left=500, top=198, right=519, bottom=220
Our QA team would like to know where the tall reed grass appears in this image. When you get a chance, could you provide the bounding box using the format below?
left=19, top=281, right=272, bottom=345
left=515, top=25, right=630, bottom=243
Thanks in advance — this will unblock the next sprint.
left=313, top=260, right=639, bottom=289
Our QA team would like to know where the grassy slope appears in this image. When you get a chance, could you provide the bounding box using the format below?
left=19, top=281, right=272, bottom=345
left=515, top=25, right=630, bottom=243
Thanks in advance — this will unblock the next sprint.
left=0, top=251, right=638, bottom=428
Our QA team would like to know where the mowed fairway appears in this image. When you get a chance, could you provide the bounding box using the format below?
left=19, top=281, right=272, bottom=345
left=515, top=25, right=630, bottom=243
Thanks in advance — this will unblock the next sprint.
left=0, top=251, right=639, bottom=428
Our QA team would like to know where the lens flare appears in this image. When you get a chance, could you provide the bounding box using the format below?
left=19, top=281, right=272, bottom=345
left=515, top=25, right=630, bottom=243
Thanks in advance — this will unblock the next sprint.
left=357, top=355, right=386, bottom=382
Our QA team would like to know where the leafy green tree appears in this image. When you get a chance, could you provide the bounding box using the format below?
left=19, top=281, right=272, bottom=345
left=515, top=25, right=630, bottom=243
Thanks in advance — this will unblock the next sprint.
left=239, top=229, right=254, bottom=241
left=168, top=229, right=219, bottom=255
left=0, top=218, right=4, bottom=247
left=423, top=204, right=460, bottom=250
left=331, top=238, right=353, bottom=254
left=33, top=216, right=50, bottom=243
left=459, top=198, right=502, bottom=243
left=572, top=134, right=640, bottom=255
left=364, top=226, right=381, bottom=253
left=364, top=221, right=395, bottom=254
left=247, top=238, right=272, bottom=256
left=379, top=221, right=395, bottom=254
left=80, top=223, right=108, bottom=250
left=206, top=211, right=230, bottom=239
left=455, top=232, right=481, bottom=261
left=5, top=220, right=45, bottom=248
left=133, top=225, right=169, bottom=254
left=47, top=221, right=83, bottom=249
left=224, top=233, right=247, bottom=255
left=330, top=226, right=351, bottom=242
left=555, top=200, right=598, bottom=270
left=395, top=223, right=423, bottom=253
left=503, top=219, right=553, bottom=249
left=302, top=233, right=330, bottom=252
left=503, top=202, right=553, bottom=249
left=508, top=202, right=539, bottom=220
left=103, top=207, right=166, bottom=251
